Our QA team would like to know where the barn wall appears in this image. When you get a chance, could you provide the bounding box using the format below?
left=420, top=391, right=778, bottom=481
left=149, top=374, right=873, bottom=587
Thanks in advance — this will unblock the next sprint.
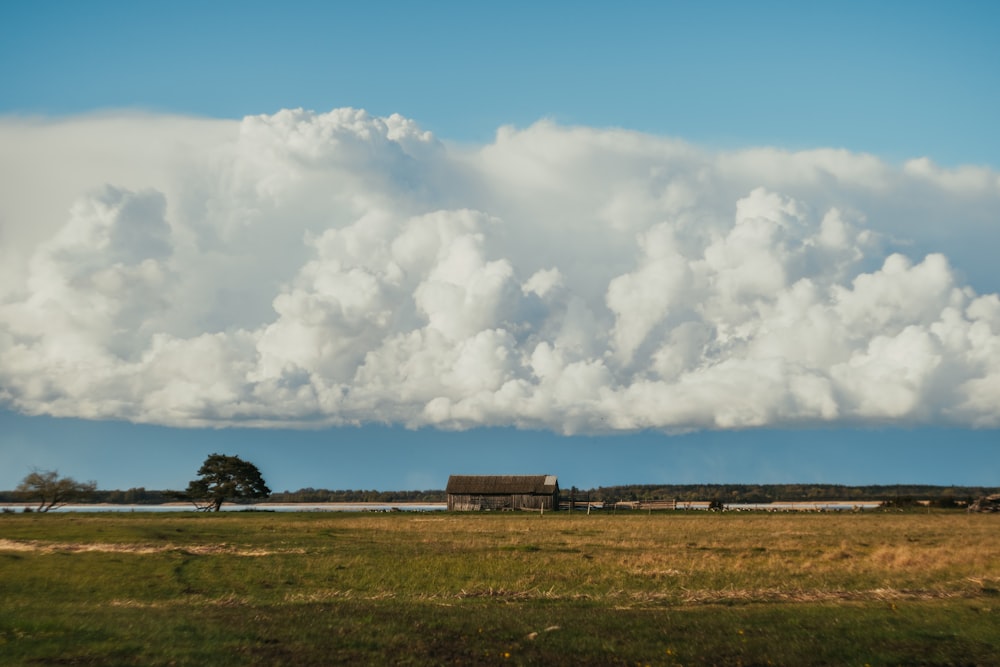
left=447, top=493, right=558, bottom=511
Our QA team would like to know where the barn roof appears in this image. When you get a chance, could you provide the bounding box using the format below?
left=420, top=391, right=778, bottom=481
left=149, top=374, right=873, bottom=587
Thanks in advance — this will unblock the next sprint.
left=446, top=475, right=558, bottom=495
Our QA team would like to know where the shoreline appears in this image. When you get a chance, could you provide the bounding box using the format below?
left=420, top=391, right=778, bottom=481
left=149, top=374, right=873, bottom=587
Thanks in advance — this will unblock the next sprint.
left=3, top=500, right=896, bottom=512
left=1, top=501, right=449, bottom=512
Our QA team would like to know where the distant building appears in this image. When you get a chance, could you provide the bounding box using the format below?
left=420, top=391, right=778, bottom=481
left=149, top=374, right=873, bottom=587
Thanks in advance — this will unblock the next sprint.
left=446, top=475, right=560, bottom=511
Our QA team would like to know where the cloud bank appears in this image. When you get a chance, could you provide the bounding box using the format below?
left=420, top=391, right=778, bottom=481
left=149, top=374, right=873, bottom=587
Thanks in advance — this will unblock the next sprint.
left=1, top=108, right=999, bottom=433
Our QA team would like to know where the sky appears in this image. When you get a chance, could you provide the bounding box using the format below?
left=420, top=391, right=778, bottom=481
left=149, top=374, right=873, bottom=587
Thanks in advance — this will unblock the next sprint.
left=1, top=1, right=999, bottom=492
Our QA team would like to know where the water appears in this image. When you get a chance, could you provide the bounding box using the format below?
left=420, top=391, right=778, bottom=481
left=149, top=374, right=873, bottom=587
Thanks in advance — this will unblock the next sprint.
left=1, top=503, right=447, bottom=513
left=674, top=501, right=882, bottom=511
left=3, top=501, right=883, bottom=513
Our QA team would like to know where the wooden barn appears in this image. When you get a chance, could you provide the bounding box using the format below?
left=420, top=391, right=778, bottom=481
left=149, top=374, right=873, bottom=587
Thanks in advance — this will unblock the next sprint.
left=446, top=475, right=560, bottom=511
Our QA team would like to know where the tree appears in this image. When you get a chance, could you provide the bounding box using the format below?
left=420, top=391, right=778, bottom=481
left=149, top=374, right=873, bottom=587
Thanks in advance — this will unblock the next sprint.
left=185, top=454, right=271, bottom=511
left=16, top=469, right=97, bottom=512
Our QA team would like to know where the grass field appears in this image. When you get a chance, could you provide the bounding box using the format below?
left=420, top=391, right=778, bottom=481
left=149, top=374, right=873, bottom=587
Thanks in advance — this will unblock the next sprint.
left=1, top=510, right=998, bottom=665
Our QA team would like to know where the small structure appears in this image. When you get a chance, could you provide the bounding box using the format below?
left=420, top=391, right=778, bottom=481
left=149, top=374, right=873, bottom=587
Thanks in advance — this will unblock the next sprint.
left=968, top=494, right=1000, bottom=513
left=446, top=475, right=559, bottom=511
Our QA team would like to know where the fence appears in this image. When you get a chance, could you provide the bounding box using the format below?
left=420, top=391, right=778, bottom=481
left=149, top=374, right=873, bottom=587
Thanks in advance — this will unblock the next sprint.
left=559, top=499, right=678, bottom=511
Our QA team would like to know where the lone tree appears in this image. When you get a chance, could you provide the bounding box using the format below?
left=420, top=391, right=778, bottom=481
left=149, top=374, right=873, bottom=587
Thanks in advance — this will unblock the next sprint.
left=16, top=469, right=97, bottom=512
left=186, top=453, right=271, bottom=511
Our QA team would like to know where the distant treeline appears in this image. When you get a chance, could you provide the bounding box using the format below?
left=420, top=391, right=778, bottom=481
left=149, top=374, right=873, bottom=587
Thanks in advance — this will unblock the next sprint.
left=268, top=488, right=446, bottom=503
left=574, top=484, right=1000, bottom=505
left=0, top=487, right=180, bottom=505
left=0, top=487, right=445, bottom=504
left=1, top=483, right=997, bottom=506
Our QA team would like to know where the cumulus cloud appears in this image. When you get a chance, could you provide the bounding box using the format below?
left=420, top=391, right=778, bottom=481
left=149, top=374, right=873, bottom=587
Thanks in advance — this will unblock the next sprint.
left=1, top=107, right=999, bottom=432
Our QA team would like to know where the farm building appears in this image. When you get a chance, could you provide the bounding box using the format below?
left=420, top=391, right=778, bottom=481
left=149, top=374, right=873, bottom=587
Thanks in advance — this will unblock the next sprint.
left=446, top=475, right=560, bottom=511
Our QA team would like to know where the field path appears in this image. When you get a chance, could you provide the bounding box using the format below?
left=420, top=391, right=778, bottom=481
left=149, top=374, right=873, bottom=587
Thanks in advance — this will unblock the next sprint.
left=0, top=538, right=299, bottom=556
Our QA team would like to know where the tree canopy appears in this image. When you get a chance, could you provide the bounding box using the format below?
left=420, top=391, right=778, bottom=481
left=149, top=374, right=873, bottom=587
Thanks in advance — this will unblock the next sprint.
left=185, top=454, right=270, bottom=511
left=16, top=469, right=97, bottom=512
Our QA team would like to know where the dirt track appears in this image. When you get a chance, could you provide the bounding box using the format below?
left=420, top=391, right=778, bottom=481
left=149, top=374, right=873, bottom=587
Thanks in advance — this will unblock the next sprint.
left=0, top=538, right=297, bottom=556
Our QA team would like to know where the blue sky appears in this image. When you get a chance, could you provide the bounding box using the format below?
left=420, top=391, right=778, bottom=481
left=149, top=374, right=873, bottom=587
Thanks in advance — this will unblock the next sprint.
left=3, top=409, right=998, bottom=491
left=1, top=2, right=998, bottom=492
left=3, top=1, right=998, bottom=163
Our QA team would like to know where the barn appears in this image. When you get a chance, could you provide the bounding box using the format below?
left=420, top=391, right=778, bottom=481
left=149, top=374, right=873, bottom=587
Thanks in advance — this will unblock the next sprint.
left=446, top=475, right=560, bottom=511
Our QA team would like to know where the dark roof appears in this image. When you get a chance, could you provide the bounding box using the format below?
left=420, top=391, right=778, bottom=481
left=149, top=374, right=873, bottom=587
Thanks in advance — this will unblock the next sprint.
left=446, top=475, right=558, bottom=495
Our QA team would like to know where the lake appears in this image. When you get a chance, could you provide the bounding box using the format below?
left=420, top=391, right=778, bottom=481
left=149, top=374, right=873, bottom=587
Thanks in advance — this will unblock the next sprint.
left=1, top=503, right=447, bottom=513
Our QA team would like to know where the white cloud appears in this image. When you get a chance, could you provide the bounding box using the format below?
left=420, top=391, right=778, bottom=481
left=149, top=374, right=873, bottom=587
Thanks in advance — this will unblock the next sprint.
left=2, top=107, right=1000, bottom=432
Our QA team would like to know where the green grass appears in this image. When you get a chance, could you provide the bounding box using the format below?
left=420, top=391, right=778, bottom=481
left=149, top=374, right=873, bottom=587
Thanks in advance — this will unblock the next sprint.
left=2, top=511, right=998, bottom=665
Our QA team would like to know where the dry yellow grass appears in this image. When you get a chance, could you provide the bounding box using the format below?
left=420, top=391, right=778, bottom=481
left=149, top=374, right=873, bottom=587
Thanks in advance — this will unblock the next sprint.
left=2, top=510, right=997, bottom=604
left=229, top=510, right=1000, bottom=605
